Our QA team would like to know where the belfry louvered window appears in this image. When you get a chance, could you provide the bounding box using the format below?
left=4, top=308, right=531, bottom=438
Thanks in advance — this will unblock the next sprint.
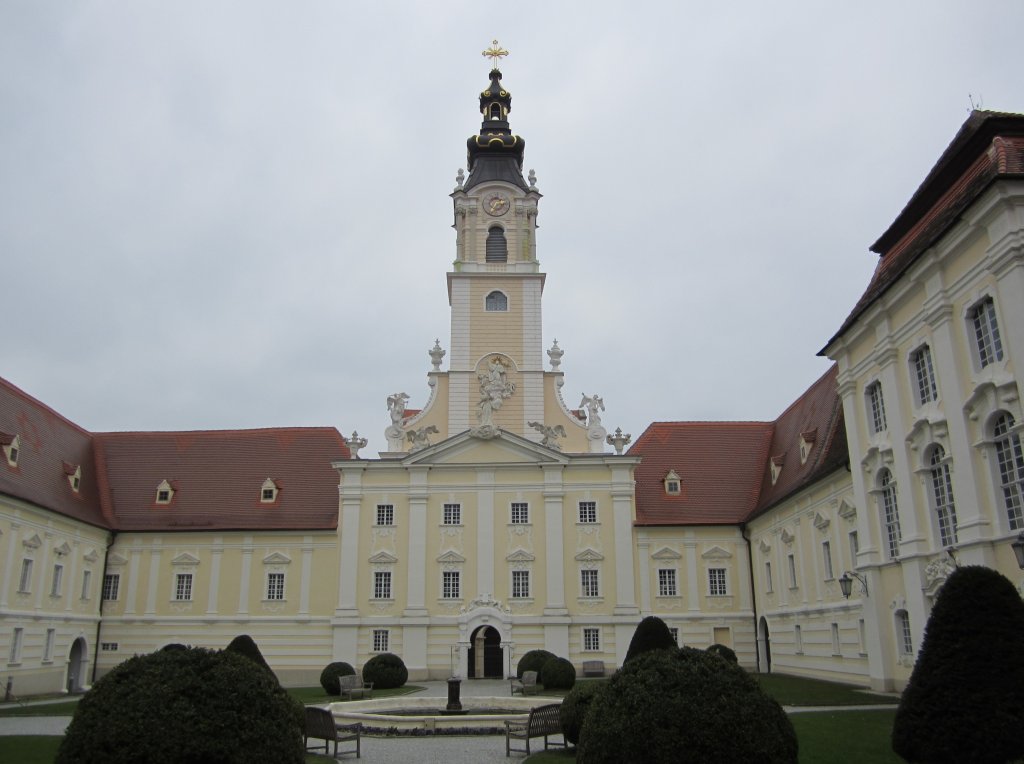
left=486, top=226, right=507, bottom=262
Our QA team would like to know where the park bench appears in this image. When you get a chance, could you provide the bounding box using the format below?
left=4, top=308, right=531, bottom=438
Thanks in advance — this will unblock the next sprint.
left=509, top=669, right=540, bottom=696
left=582, top=660, right=605, bottom=677
left=304, top=706, right=361, bottom=758
left=505, top=702, right=566, bottom=757
left=339, top=672, right=373, bottom=699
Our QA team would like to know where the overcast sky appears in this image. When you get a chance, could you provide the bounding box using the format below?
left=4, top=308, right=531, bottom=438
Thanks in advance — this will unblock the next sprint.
left=2, top=2, right=1021, bottom=451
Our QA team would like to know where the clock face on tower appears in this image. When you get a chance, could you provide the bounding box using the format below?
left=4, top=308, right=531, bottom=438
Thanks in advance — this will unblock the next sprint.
left=484, top=193, right=510, bottom=216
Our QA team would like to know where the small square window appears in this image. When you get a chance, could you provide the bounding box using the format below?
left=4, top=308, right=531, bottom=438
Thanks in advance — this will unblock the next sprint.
left=262, top=488, right=275, bottom=501
left=511, top=502, right=529, bottom=525
left=443, top=503, right=461, bottom=525
left=583, top=627, right=601, bottom=652
left=376, top=504, right=395, bottom=526
left=578, top=501, right=597, bottom=524
left=101, top=642, right=119, bottom=652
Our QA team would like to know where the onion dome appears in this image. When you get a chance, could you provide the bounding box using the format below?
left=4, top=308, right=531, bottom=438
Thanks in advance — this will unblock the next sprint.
left=465, top=68, right=528, bottom=191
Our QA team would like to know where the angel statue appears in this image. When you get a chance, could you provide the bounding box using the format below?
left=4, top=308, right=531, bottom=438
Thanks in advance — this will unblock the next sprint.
left=407, top=425, right=439, bottom=453
left=528, top=421, right=566, bottom=451
left=579, top=394, right=605, bottom=428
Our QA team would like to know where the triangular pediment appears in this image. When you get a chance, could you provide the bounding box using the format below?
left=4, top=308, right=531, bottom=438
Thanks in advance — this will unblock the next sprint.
left=54, top=541, right=71, bottom=557
left=403, top=429, right=570, bottom=466
left=84, top=548, right=99, bottom=563
left=23, top=533, right=42, bottom=549
left=437, top=550, right=466, bottom=564
left=575, top=548, right=604, bottom=562
left=813, top=512, right=830, bottom=531
left=651, top=546, right=681, bottom=560
left=171, top=552, right=200, bottom=566
left=701, top=545, right=732, bottom=560
left=262, top=552, right=292, bottom=565
left=107, top=552, right=128, bottom=567
left=838, top=498, right=857, bottom=520
left=368, top=551, right=399, bottom=565
left=506, top=549, right=536, bottom=563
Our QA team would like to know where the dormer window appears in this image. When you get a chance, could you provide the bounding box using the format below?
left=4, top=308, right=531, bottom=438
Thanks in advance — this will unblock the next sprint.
left=770, top=455, right=784, bottom=485
left=2, top=433, right=19, bottom=468
left=260, top=478, right=280, bottom=504
left=799, top=429, right=817, bottom=465
left=155, top=479, right=175, bottom=505
left=63, top=463, right=82, bottom=493
left=664, top=470, right=681, bottom=495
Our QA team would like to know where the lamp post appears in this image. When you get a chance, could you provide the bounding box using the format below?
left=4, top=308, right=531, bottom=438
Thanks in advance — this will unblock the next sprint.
left=839, top=571, right=869, bottom=599
left=1011, top=533, right=1024, bottom=570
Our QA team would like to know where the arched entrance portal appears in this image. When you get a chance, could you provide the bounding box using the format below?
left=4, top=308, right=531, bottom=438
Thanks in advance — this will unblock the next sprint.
left=468, top=626, right=503, bottom=678
left=66, top=637, right=88, bottom=693
left=758, top=616, right=772, bottom=673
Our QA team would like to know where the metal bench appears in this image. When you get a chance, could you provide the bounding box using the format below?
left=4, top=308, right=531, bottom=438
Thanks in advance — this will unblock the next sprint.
left=505, top=702, right=566, bottom=756
left=304, top=706, right=361, bottom=758
left=582, top=660, right=606, bottom=677
left=339, top=672, right=372, bottom=699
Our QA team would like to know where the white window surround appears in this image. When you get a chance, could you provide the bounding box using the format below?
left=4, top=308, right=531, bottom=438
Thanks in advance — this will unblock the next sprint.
left=441, top=570, right=461, bottom=599
left=443, top=503, right=462, bottom=526
left=102, top=573, right=120, bottom=601
left=50, top=563, right=64, bottom=597
left=376, top=504, right=395, bottom=526
left=580, top=568, right=600, bottom=598
left=992, top=413, right=1024, bottom=531
left=664, top=470, right=681, bottom=495
left=2, top=434, right=20, bottom=467
left=17, top=558, right=33, bottom=594
left=260, top=477, right=280, bottom=503
left=657, top=568, right=678, bottom=597
left=373, top=570, right=392, bottom=600
left=43, top=628, right=56, bottom=663
left=876, top=468, right=902, bottom=559
left=174, top=572, right=193, bottom=601
left=896, top=610, right=914, bottom=656
left=578, top=501, right=597, bottom=524
left=266, top=572, right=285, bottom=601
left=9, top=628, right=24, bottom=664
left=511, top=569, right=530, bottom=598
left=81, top=570, right=92, bottom=600
left=582, top=627, right=601, bottom=652
left=967, top=296, right=1004, bottom=370
left=510, top=502, right=529, bottom=525
left=910, top=344, right=939, bottom=405
left=866, top=381, right=888, bottom=434
left=708, top=568, right=728, bottom=596
left=484, top=290, right=509, bottom=312
left=373, top=629, right=390, bottom=652
left=822, top=541, right=834, bottom=581
left=155, top=479, right=174, bottom=505
left=927, top=445, right=959, bottom=547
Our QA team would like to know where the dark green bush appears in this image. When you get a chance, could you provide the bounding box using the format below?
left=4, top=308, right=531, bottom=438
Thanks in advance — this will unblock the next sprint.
left=577, top=647, right=796, bottom=763
left=892, top=566, right=1024, bottom=764
left=560, top=680, right=605, bottom=745
left=225, top=634, right=274, bottom=677
left=363, top=653, right=408, bottom=690
left=624, top=615, right=677, bottom=663
left=541, top=656, right=576, bottom=690
left=56, top=647, right=304, bottom=764
left=516, top=649, right=556, bottom=681
left=319, top=661, right=356, bottom=696
left=706, top=643, right=738, bottom=664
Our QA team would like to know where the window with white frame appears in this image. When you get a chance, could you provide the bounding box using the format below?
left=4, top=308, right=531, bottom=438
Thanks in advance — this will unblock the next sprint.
left=994, top=413, right=1024, bottom=530
left=102, top=573, right=120, bottom=601
left=174, top=573, right=193, bottom=601
left=376, top=504, right=394, bottom=526
left=896, top=610, right=913, bottom=656
left=485, top=290, right=508, bottom=311
left=443, top=503, right=461, bottom=525
left=580, top=569, right=600, bottom=598
left=787, top=554, right=797, bottom=589
left=831, top=623, right=840, bottom=655
left=879, top=469, right=902, bottom=559
left=969, top=297, right=1003, bottom=368
left=928, top=445, right=959, bottom=547
left=794, top=624, right=803, bottom=653
left=2, top=434, right=20, bottom=467
left=510, top=502, right=529, bottom=524
left=43, top=628, right=55, bottom=662
left=849, top=531, right=859, bottom=567
left=101, top=642, right=119, bottom=652
left=9, top=628, right=24, bottom=664
left=17, top=559, right=33, bottom=593
left=266, top=572, right=285, bottom=601
left=911, top=345, right=939, bottom=404
left=708, top=568, right=728, bottom=596
left=50, top=564, right=63, bottom=597
left=511, top=569, right=530, bottom=598
left=81, top=570, right=92, bottom=600
left=657, top=568, right=678, bottom=597
left=578, top=501, right=597, bottom=524
left=669, top=627, right=680, bottom=645
left=764, top=561, right=773, bottom=593
left=866, top=381, right=887, bottom=434
left=373, top=571, right=392, bottom=599
left=442, top=570, right=461, bottom=599
left=583, top=627, right=601, bottom=651
left=822, top=541, right=834, bottom=580
left=373, top=629, right=390, bottom=652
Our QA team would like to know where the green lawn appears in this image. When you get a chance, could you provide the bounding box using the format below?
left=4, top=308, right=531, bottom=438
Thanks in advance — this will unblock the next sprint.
left=0, top=736, right=62, bottom=764
left=286, top=684, right=424, bottom=705
left=756, top=674, right=897, bottom=706
left=0, top=700, right=81, bottom=717
left=791, top=709, right=900, bottom=764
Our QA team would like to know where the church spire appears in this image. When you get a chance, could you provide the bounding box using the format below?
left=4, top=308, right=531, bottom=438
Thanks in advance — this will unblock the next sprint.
left=465, top=42, right=527, bottom=191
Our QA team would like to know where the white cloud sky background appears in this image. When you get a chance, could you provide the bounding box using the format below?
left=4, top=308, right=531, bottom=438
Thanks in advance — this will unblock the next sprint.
left=2, top=2, right=1021, bottom=449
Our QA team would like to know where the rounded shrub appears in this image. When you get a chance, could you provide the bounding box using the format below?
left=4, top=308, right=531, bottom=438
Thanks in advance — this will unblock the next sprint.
left=541, top=656, right=576, bottom=690
left=624, top=615, right=677, bottom=663
left=516, top=649, right=556, bottom=681
left=560, top=680, right=605, bottom=745
left=319, top=661, right=356, bottom=696
left=56, top=647, right=304, bottom=764
left=892, top=566, right=1024, bottom=764
left=225, top=634, right=274, bottom=677
left=577, top=647, right=796, bottom=764
left=706, top=643, right=738, bottom=665
left=362, top=653, right=408, bottom=690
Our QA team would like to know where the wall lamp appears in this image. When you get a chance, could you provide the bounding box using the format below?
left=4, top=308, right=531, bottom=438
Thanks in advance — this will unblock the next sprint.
left=1011, top=533, right=1024, bottom=570
left=839, top=571, right=869, bottom=599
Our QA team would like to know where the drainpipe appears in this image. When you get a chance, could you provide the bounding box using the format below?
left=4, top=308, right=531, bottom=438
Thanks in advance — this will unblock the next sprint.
left=741, top=523, right=760, bottom=674
left=90, top=531, right=116, bottom=685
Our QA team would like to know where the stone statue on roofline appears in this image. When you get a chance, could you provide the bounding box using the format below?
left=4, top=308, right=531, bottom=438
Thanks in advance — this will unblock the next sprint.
left=385, top=392, right=410, bottom=451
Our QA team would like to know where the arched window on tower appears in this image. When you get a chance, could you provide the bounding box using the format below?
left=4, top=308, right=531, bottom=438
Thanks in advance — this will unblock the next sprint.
left=485, top=291, right=508, bottom=312
left=486, top=226, right=508, bottom=262
left=490, top=103, right=501, bottom=120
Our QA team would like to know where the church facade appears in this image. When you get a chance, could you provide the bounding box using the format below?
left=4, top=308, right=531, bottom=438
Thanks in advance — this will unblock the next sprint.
left=2, top=63, right=1023, bottom=695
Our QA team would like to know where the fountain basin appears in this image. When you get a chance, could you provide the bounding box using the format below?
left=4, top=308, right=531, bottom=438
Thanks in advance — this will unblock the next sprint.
left=328, top=695, right=555, bottom=732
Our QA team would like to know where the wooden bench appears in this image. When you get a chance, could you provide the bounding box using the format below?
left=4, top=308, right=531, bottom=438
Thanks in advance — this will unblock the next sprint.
left=304, top=706, right=361, bottom=758
left=339, top=673, right=373, bottom=699
left=509, top=669, right=539, bottom=696
left=505, top=703, right=566, bottom=757
left=582, top=660, right=605, bottom=677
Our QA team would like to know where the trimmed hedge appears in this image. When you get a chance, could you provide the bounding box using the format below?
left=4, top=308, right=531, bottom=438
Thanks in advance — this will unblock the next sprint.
left=225, top=634, right=274, bottom=677
left=706, top=643, right=738, bottom=664
left=560, top=680, right=605, bottom=745
left=516, top=649, right=556, bottom=681
left=892, top=565, right=1024, bottom=764
left=319, top=661, right=356, bottom=696
left=624, top=615, right=677, bottom=663
left=56, top=647, right=304, bottom=764
left=541, top=656, right=576, bottom=690
left=577, top=647, right=796, bottom=763
left=363, top=653, right=408, bottom=690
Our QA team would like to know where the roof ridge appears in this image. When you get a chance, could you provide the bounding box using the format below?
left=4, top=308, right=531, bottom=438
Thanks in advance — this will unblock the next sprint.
left=0, top=375, right=93, bottom=437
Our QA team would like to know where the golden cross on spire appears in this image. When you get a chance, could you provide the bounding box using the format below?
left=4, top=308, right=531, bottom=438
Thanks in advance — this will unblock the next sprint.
left=482, top=39, right=509, bottom=69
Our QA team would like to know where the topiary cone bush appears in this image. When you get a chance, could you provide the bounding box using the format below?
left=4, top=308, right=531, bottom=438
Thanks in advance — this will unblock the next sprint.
left=624, top=615, right=678, bottom=663
left=892, top=565, right=1024, bottom=764
left=560, top=680, right=605, bottom=745
left=225, top=634, right=275, bottom=678
left=56, top=646, right=304, bottom=764
left=706, top=643, right=738, bottom=664
left=541, top=656, right=576, bottom=690
left=516, top=649, right=556, bottom=681
left=577, top=647, right=797, bottom=764
left=319, top=661, right=356, bottom=696
left=363, top=653, right=408, bottom=690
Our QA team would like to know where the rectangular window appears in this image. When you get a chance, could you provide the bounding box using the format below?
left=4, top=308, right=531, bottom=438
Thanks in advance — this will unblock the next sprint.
left=174, top=573, right=193, bottom=601
left=911, top=345, right=938, bottom=404
left=511, top=570, right=530, bottom=598
left=898, top=611, right=914, bottom=655
left=17, top=559, right=33, bottom=593
left=9, top=628, right=23, bottom=664
left=442, top=571, right=461, bottom=599
left=583, top=627, right=601, bottom=651
left=266, top=572, right=285, bottom=601
left=102, top=573, right=120, bottom=601
left=849, top=531, right=859, bottom=567
left=668, top=627, right=680, bottom=645
left=822, top=541, right=834, bottom=580
left=831, top=623, right=840, bottom=655
left=43, top=628, right=56, bottom=662
left=373, top=571, right=392, bottom=599
left=373, top=629, right=389, bottom=653
left=970, top=297, right=1003, bottom=368
left=765, top=561, right=773, bottom=593
left=50, top=564, right=64, bottom=597
left=867, top=382, right=887, bottom=433
left=581, top=569, right=600, bottom=598
left=787, top=554, right=798, bottom=589
left=657, top=568, right=678, bottom=597
left=578, top=501, right=597, bottom=524
left=443, top=503, right=461, bottom=525
left=101, top=642, right=119, bottom=652
left=510, top=502, right=529, bottom=524
left=261, top=488, right=275, bottom=501
left=376, top=504, right=394, bottom=526
left=858, top=619, right=867, bottom=653
left=880, top=472, right=902, bottom=559
left=794, top=624, right=803, bottom=653
left=81, top=570, right=92, bottom=600
left=708, top=568, right=728, bottom=596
